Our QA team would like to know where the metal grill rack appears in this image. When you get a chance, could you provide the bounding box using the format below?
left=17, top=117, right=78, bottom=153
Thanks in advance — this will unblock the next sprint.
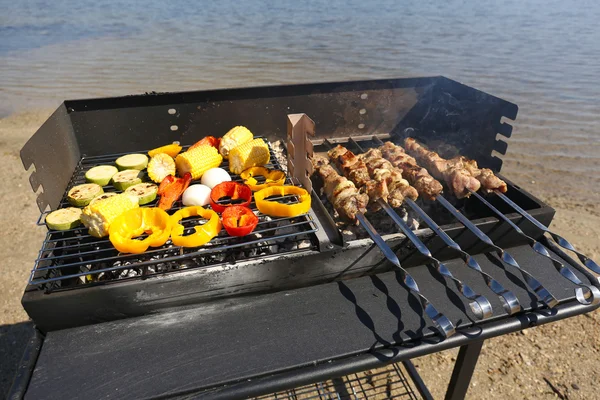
left=254, top=363, right=419, bottom=400
left=28, top=141, right=319, bottom=292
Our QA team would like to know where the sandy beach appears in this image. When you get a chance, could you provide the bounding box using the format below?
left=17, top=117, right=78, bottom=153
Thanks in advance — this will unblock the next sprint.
left=0, top=109, right=598, bottom=399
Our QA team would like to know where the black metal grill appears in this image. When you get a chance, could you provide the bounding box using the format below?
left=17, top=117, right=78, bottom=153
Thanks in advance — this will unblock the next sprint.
left=28, top=141, right=319, bottom=292
left=254, top=363, right=419, bottom=400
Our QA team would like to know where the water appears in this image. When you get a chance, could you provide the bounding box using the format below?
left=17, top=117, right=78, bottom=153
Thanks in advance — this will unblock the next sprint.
left=2, top=0, right=599, bottom=201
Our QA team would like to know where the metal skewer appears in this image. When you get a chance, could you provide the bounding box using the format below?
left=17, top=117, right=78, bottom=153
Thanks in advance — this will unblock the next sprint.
left=470, top=189, right=600, bottom=305
left=325, top=139, right=493, bottom=319
left=403, top=198, right=522, bottom=315
left=377, top=200, right=493, bottom=319
left=356, top=213, right=456, bottom=337
left=435, top=195, right=559, bottom=308
left=494, top=190, right=600, bottom=277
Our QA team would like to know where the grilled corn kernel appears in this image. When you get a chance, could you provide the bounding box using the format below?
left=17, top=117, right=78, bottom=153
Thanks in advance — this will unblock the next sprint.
left=228, top=138, right=270, bottom=175
left=81, top=193, right=139, bottom=238
left=148, top=153, right=176, bottom=183
left=175, top=145, right=223, bottom=180
left=219, top=126, right=253, bottom=159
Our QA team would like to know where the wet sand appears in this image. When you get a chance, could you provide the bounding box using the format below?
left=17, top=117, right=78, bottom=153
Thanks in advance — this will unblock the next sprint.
left=0, top=110, right=598, bottom=398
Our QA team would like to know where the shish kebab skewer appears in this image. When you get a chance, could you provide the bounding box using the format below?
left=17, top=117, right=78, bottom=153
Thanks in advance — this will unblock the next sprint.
left=311, top=155, right=456, bottom=337
left=393, top=137, right=560, bottom=307
left=400, top=137, right=600, bottom=301
left=344, top=139, right=522, bottom=315
left=324, top=141, right=493, bottom=320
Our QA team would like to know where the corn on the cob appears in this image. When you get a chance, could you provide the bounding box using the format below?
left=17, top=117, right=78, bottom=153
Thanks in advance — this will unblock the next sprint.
left=148, top=153, right=176, bottom=183
left=219, top=126, right=253, bottom=159
left=228, top=138, right=270, bottom=175
left=175, top=145, right=223, bottom=180
left=81, top=193, right=139, bottom=237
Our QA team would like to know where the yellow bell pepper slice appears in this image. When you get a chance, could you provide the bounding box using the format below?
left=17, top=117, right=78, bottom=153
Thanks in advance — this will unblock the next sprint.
left=148, top=142, right=182, bottom=158
left=109, top=208, right=172, bottom=254
left=240, top=167, right=286, bottom=191
left=254, top=186, right=311, bottom=217
left=170, top=206, right=221, bottom=247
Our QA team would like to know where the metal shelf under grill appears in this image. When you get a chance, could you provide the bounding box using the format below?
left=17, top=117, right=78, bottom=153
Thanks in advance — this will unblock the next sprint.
left=252, top=363, right=419, bottom=400
left=29, top=141, right=319, bottom=292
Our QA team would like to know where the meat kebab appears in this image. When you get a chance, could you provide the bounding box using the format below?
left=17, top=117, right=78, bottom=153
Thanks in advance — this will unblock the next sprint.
left=404, top=138, right=507, bottom=196
left=311, top=155, right=368, bottom=223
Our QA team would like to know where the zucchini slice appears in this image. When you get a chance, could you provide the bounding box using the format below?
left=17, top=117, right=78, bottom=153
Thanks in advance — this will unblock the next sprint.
left=89, top=192, right=118, bottom=206
left=67, top=183, right=104, bottom=207
left=45, top=207, right=83, bottom=230
left=116, top=154, right=148, bottom=171
left=85, top=165, right=118, bottom=186
left=111, top=169, right=144, bottom=191
left=125, top=183, right=158, bottom=205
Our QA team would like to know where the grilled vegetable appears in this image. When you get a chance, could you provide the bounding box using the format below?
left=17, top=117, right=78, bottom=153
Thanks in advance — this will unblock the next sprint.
left=189, top=136, right=220, bottom=151
left=240, top=167, right=285, bottom=191
left=147, top=153, right=176, bottom=183
left=45, top=208, right=82, bottom=231
left=254, top=186, right=311, bottom=217
left=170, top=206, right=221, bottom=247
left=148, top=142, right=182, bottom=158
left=67, top=183, right=104, bottom=207
left=228, top=138, right=270, bottom=175
left=85, top=165, right=118, bottom=186
left=125, top=182, right=158, bottom=205
left=109, top=207, right=171, bottom=254
left=182, top=184, right=212, bottom=206
left=175, top=145, right=222, bottom=180
left=209, top=182, right=252, bottom=213
left=222, top=206, right=258, bottom=236
left=219, top=126, right=253, bottom=159
left=157, top=173, right=192, bottom=210
left=111, top=169, right=144, bottom=191
left=115, top=154, right=148, bottom=171
left=81, top=193, right=139, bottom=237
left=201, top=167, right=231, bottom=189
left=89, top=192, right=118, bottom=206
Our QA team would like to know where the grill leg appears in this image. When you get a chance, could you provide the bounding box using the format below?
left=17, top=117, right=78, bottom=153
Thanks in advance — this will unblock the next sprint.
left=402, top=360, right=434, bottom=400
left=444, top=340, right=484, bottom=400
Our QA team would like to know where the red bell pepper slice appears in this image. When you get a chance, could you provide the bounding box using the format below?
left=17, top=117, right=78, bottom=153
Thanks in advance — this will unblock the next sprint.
left=209, top=182, right=252, bottom=213
left=157, top=173, right=192, bottom=210
left=189, top=136, right=220, bottom=151
left=222, top=206, right=258, bottom=236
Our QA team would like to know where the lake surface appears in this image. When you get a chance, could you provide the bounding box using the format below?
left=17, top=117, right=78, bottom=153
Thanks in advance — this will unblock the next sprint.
left=1, top=0, right=599, bottom=201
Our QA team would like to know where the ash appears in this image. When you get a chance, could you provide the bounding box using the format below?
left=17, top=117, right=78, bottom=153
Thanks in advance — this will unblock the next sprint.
left=271, top=140, right=288, bottom=173
left=77, top=217, right=315, bottom=285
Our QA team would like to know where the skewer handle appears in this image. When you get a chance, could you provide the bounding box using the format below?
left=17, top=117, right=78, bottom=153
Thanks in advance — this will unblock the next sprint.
left=436, top=195, right=559, bottom=308
left=472, top=190, right=600, bottom=306
left=494, top=190, right=600, bottom=275
left=405, top=198, right=521, bottom=315
left=378, top=200, right=493, bottom=319
left=356, top=213, right=456, bottom=337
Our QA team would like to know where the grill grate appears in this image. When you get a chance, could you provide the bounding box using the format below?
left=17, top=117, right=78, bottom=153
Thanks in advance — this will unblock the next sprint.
left=29, top=141, right=319, bottom=292
left=253, top=363, right=419, bottom=400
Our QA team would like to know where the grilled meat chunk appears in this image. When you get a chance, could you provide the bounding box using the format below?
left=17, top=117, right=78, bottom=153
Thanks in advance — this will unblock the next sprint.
left=311, top=155, right=368, bottom=222
left=379, top=142, right=443, bottom=200
left=461, top=157, right=508, bottom=193
left=328, top=145, right=388, bottom=209
left=357, top=148, right=417, bottom=207
left=404, top=138, right=480, bottom=198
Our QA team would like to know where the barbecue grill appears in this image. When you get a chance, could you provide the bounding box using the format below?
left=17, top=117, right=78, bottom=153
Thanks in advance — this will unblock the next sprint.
left=10, top=76, right=600, bottom=399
